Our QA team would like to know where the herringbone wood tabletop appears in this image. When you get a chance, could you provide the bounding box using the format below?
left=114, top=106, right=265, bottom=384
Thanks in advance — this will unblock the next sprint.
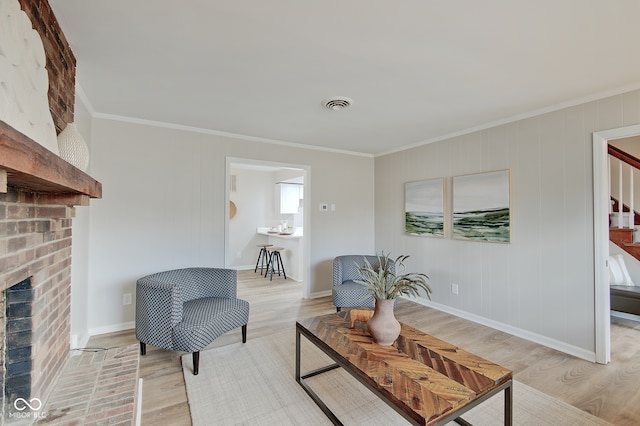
left=298, top=313, right=512, bottom=424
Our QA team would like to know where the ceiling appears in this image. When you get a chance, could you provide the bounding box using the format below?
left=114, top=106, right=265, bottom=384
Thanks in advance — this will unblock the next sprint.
left=49, top=0, right=640, bottom=156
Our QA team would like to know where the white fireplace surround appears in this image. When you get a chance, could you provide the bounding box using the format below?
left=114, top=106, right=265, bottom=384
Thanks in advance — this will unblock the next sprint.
left=0, top=0, right=59, bottom=156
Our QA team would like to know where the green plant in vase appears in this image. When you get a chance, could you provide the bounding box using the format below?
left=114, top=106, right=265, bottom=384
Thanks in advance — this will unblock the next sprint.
left=355, top=253, right=431, bottom=300
left=354, top=253, right=431, bottom=345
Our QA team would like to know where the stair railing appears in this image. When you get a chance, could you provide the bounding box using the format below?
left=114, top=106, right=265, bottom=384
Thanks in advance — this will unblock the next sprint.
left=608, top=145, right=640, bottom=229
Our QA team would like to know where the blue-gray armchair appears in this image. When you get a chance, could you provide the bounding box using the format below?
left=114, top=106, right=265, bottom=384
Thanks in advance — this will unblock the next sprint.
left=135, top=267, right=250, bottom=375
left=332, top=255, right=395, bottom=312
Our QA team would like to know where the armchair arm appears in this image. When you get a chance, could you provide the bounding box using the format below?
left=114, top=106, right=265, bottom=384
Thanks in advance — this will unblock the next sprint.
left=135, top=276, right=183, bottom=350
left=333, top=257, right=345, bottom=287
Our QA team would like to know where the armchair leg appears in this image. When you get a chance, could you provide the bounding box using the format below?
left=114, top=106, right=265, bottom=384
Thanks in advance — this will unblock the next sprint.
left=140, top=342, right=146, bottom=355
left=336, top=307, right=341, bottom=312
left=242, top=324, right=247, bottom=343
left=193, top=352, right=200, bottom=375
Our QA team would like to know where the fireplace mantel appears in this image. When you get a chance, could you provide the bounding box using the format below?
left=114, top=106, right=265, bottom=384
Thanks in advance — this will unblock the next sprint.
left=0, top=120, right=102, bottom=205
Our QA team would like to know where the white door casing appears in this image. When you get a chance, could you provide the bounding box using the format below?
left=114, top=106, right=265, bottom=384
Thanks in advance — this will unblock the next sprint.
left=593, top=124, right=640, bottom=364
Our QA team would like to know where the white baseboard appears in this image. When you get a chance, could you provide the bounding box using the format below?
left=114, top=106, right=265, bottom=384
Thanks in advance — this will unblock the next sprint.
left=69, top=332, right=91, bottom=353
left=234, top=265, right=255, bottom=271
left=309, top=290, right=332, bottom=299
left=407, top=296, right=597, bottom=363
left=89, top=321, right=135, bottom=336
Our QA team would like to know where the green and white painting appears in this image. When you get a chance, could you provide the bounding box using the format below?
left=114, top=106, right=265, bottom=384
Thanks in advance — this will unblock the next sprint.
left=452, top=170, right=511, bottom=243
left=405, top=178, right=445, bottom=237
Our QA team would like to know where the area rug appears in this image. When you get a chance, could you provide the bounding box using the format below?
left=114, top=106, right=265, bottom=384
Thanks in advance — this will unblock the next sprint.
left=182, top=331, right=612, bottom=425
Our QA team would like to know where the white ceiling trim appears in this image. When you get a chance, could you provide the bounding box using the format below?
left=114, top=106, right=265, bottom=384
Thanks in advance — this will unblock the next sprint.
left=376, top=80, right=640, bottom=158
left=91, top=112, right=374, bottom=158
left=86, top=79, right=640, bottom=160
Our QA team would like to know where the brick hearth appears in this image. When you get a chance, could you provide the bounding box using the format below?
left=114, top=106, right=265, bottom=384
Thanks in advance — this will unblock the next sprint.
left=37, top=345, right=140, bottom=425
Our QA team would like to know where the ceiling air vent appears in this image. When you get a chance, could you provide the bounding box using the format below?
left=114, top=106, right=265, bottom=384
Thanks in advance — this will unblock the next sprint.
left=322, top=96, right=354, bottom=111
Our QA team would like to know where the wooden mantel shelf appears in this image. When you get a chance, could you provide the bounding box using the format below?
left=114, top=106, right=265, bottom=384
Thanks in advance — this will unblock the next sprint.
left=0, top=120, right=102, bottom=205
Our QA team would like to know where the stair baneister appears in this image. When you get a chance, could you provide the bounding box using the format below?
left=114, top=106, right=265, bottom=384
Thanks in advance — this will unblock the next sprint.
left=609, top=144, right=640, bottom=262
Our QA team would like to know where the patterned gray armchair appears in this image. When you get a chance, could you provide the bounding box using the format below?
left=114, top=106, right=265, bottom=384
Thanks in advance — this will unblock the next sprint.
left=135, top=267, right=249, bottom=375
left=332, top=255, right=395, bottom=312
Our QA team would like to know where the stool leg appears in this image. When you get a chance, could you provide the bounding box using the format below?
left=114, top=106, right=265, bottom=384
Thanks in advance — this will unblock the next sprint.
left=254, top=248, right=264, bottom=273
left=277, top=252, right=287, bottom=279
left=265, top=251, right=273, bottom=279
left=269, top=251, right=276, bottom=281
left=274, top=252, right=281, bottom=277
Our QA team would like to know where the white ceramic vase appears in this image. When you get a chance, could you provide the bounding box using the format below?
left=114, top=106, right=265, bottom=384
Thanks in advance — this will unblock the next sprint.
left=57, top=123, right=89, bottom=172
left=367, top=298, right=401, bottom=346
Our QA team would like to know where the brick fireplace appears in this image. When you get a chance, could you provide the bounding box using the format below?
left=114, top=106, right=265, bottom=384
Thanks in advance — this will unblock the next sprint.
left=0, top=0, right=103, bottom=421
left=0, top=122, right=102, bottom=419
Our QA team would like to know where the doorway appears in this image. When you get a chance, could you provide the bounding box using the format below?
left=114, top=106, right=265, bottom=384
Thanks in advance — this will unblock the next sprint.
left=593, top=124, right=640, bottom=364
left=224, top=157, right=311, bottom=298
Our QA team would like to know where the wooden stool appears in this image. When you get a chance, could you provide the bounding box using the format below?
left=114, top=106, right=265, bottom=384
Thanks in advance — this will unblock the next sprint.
left=264, top=247, right=286, bottom=281
left=254, top=244, right=273, bottom=274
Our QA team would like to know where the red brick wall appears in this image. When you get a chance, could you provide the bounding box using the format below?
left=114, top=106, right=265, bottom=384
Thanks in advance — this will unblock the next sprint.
left=0, top=188, right=75, bottom=407
left=17, top=0, right=76, bottom=134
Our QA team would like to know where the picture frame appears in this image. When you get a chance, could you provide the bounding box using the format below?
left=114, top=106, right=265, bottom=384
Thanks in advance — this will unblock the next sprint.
left=452, top=169, right=511, bottom=243
left=405, top=178, right=445, bottom=237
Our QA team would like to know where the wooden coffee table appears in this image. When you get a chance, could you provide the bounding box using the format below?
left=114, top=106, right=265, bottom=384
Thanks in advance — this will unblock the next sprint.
left=296, top=313, right=512, bottom=426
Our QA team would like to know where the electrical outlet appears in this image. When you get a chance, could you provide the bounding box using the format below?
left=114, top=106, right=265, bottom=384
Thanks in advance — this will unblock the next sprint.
left=451, top=283, right=459, bottom=295
left=123, top=293, right=132, bottom=305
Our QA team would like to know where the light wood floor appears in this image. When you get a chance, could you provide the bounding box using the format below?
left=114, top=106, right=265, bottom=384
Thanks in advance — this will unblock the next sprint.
left=88, top=270, right=640, bottom=425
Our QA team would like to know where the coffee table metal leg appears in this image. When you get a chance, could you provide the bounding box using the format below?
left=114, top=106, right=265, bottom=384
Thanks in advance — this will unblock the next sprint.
left=295, top=328, right=300, bottom=381
left=296, top=328, right=343, bottom=425
left=445, top=380, right=513, bottom=426
left=505, top=382, right=513, bottom=425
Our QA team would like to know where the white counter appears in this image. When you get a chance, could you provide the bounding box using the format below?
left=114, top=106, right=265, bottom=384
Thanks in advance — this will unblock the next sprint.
left=256, top=227, right=303, bottom=239
left=256, top=227, right=303, bottom=281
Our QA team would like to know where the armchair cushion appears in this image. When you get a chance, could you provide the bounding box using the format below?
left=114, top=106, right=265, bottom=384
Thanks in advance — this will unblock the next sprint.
left=173, top=297, right=250, bottom=352
left=332, top=280, right=375, bottom=309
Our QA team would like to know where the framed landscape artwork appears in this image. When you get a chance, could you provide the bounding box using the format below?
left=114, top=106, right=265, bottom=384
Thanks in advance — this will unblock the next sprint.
left=405, top=178, right=445, bottom=237
left=452, top=170, right=511, bottom=243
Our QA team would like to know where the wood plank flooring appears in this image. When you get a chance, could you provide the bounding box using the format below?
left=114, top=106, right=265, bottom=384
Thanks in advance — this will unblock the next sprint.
left=87, top=270, right=640, bottom=425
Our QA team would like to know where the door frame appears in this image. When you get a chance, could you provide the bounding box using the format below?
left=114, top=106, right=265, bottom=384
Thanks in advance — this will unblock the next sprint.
left=593, top=124, right=640, bottom=364
left=224, top=156, right=311, bottom=298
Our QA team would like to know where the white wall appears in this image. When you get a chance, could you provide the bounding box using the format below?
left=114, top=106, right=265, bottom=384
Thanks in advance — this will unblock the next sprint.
left=86, top=118, right=375, bottom=332
left=79, top=86, right=640, bottom=358
left=228, top=168, right=275, bottom=269
left=375, top=89, right=640, bottom=359
left=69, top=94, right=93, bottom=347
